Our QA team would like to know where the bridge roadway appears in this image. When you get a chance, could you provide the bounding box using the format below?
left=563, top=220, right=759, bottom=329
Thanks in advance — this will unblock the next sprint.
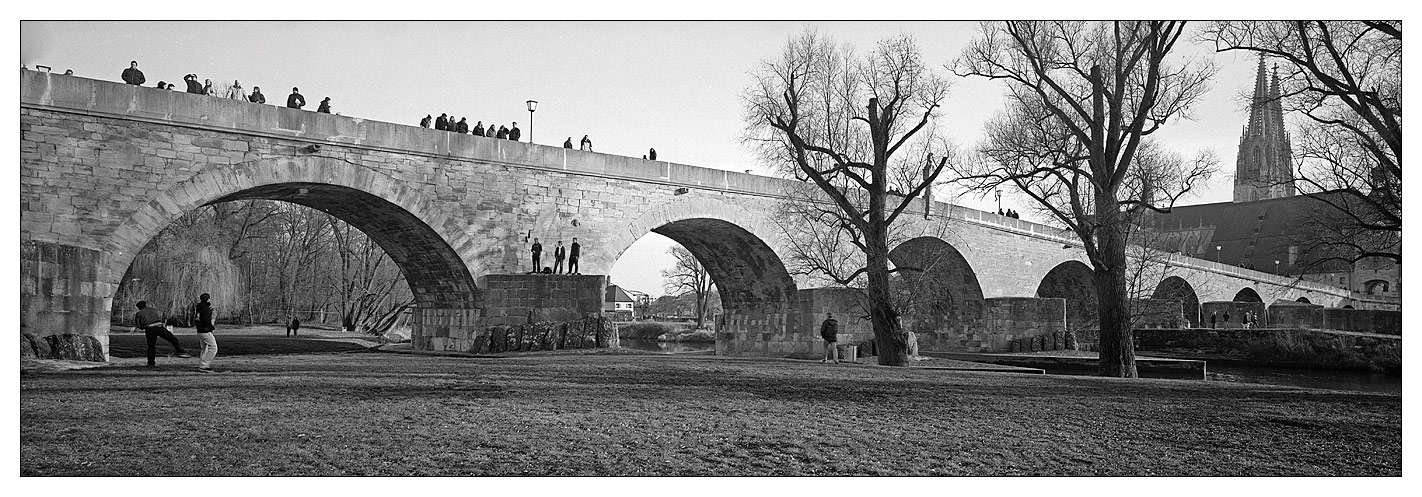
left=19, top=69, right=1397, bottom=360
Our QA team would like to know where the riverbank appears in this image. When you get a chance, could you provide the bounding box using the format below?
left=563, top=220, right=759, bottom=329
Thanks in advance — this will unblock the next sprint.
left=20, top=351, right=1399, bottom=476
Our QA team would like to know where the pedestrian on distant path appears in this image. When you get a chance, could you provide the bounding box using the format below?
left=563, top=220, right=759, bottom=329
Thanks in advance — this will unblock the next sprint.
left=133, top=300, right=191, bottom=366
left=248, top=86, right=266, bottom=104
left=226, top=80, right=247, bottom=100
left=287, top=87, right=306, bottom=109
left=317, top=97, right=332, bottom=113
left=580, top=135, right=592, bottom=151
left=184, top=74, right=203, bottom=94
left=648, top=148, right=657, bottom=161
left=1210, top=311, right=1217, bottom=329
left=194, top=293, right=218, bottom=372
left=820, top=312, right=840, bottom=364
left=122, top=60, right=145, bottom=85
left=455, top=117, right=469, bottom=134
left=568, top=238, right=581, bottom=274
left=1241, top=312, right=1251, bottom=330
left=1223, top=311, right=1231, bottom=328
left=553, top=240, right=566, bottom=274
left=434, top=113, right=448, bottom=131
left=509, top=123, right=521, bottom=141
left=564, top=137, right=573, bottom=149
left=496, top=125, right=509, bottom=140
left=287, top=314, right=301, bottom=337
left=530, top=238, right=543, bottom=274
left=472, top=121, right=485, bottom=137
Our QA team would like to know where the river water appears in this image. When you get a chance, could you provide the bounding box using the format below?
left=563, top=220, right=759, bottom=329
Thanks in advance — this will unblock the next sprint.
left=1204, top=364, right=1401, bottom=394
left=618, top=338, right=714, bottom=354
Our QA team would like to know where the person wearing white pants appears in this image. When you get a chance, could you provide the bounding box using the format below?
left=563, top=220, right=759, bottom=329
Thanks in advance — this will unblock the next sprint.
left=194, top=293, right=218, bottom=372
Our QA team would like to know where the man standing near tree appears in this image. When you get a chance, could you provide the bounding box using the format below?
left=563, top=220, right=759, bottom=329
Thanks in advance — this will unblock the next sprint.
left=194, top=293, right=218, bottom=373
left=820, top=312, right=839, bottom=364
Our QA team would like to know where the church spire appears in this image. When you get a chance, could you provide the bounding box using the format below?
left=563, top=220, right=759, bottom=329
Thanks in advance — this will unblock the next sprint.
left=1234, top=57, right=1297, bottom=202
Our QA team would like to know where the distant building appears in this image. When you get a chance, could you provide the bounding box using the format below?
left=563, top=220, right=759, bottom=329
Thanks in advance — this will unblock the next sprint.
left=604, top=284, right=635, bottom=320
left=1233, top=57, right=1297, bottom=203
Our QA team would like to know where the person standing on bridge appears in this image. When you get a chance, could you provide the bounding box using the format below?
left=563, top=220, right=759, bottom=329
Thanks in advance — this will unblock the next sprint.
left=249, top=86, right=266, bottom=104
left=553, top=241, right=566, bottom=274
left=194, top=293, right=218, bottom=373
left=456, top=117, right=469, bottom=134
left=486, top=122, right=497, bottom=137
left=496, top=125, right=509, bottom=140
left=564, top=137, right=574, bottom=149
left=820, top=312, right=840, bottom=364
left=509, top=123, right=522, bottom=142
left=203, top=78, right=216, bottom=97
left=317, top=97, right=332, bottom=114
left=580, top=135, right=592, bottom=151
left=184, top=74, right=203, bottom=94
left=133, top=300, right=191, bottom=367
left=530, top=238, right=543, bottom=274
left=287, top=88, right=306, bottom=109
left=568, top=238, right=581, bottom=275
left=121, top=61, right=145, bottom=85
left=472, top=121, right=485, bottom=137
left=420, top=114, right=432, bottom=128
left=435, top=113, right=448, bottom=131
left=225, top=80, right=247, bottom=100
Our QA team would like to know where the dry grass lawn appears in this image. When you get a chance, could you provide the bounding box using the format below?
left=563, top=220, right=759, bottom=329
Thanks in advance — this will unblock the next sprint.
left=20, top=348, right=1401, bottom=476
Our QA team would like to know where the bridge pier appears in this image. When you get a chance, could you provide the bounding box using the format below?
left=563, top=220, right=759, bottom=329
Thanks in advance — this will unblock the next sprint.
left=20, top=240, right=111, bottom=361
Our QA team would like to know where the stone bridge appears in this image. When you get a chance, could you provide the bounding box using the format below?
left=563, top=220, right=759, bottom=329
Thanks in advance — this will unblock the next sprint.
left=19, top=70, right=1398, bottom=360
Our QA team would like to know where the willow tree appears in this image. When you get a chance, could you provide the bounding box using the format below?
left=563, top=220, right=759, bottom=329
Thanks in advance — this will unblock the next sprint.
left=953, top=21, right=1215, bottom=377
left=744, top=30, right=953, bottom=366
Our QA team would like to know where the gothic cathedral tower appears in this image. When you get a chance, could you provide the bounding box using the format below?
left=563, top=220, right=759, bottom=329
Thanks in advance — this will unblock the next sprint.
left=1233, top=58, right=1297, bottom=202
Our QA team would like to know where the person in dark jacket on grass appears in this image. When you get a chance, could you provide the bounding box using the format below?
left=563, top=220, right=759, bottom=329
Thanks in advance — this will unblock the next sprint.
left=132, top=300, right=191, bottom=366
left=820, top=312, right=839, bottom=364
left=194, top=293, right=218, bottom=372
left=287, top=314, right=301, bottom=337
left=122, top=61, right=145, bottom=85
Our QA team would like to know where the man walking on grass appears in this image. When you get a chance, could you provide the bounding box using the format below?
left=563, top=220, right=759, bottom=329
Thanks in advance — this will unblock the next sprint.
left=194, top=293, right=218, bottom=372
left=133, top=300, right=191, bottom=367
left=820, top=312, right=839, bottom=364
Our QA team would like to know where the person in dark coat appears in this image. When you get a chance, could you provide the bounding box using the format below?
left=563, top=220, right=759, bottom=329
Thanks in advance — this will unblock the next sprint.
left=184, top=74, right=204, bottom=94
left=455, top=118, right=469, bottom=134
left=1210, top=311, right=1217, bottom=329
left=248, top=86, right=266, bottom=104
left=508, top=123, right=521, bottom=141
left=472, top=121, right=485, bottom=137
left=820, top=312, right=840, bottom=364
left=286, top=314, right=301, bottom=337
left=434, top=113, right=448, bottom=131
left=194, top=293, right=218, bottom=372
left=580, top=135, right=592, bottom=151
left=420, top=114, right=432, bottom=128
left=287, top=87, right=306, bottom=109
left=529, top=238, right=542, bottom=274
left=568, top=238, right=581, bottom=274
left=648, top=148, right=657, bottom=160
left=317, top=97, right=331, bottom=113
left=132, top=300, right=191, bottom=366
left=122, top=61, right=145, bottom=85
left=496, top=125, right=509, bottom=140
left=564, top=137, right=574, bottom=149
left=553, top=241, right=566, bottom=274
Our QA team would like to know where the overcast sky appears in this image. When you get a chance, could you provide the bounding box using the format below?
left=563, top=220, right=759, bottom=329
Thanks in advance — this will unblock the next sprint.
left=20, top=20, right=1269, bottom=297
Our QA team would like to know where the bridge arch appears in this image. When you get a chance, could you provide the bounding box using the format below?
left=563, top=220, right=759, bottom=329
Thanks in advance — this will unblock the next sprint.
left=1295, top=296, right=1312, bottom=304
left=889, top=236, right=984, bottom=313
left=1152, top=276, right=1201, bottom=327
left=102, top=158, right=482, bottom=337
left=1036, top=260, right=1097, bottom=333
left=1232, top=287, right=1263, bottom=303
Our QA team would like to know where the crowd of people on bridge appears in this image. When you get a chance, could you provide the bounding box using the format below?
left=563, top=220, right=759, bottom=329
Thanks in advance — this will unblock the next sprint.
left=114, top=61, right=335, bottom=114
left=999, top=208, right=1020, bottom=219
left=529, top=237, right=582, bottom=275
left=420, top=113, right=523, bottom=141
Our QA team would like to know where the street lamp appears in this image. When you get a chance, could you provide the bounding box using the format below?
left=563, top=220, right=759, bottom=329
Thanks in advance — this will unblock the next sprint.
left=1215, top=245, right=1222, bottom=263
left=1274, top=259, right=1281, bottom=275
left=525, top=100, right=538, bottom=143
left=995, top=188, right=1002, bottom=214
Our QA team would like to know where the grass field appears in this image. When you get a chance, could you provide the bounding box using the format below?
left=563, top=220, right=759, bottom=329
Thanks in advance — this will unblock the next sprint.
left=19, top=340, right=1401, bottom=476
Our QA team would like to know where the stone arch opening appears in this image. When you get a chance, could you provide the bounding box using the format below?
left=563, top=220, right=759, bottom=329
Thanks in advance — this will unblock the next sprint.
left=100, top=160, right=483, bottom=355
left=1151, top=276, right=1200, bottom=327
left=1036, top=260, right=1097, bottom=333
left=1364, top=279, right=1390, bottom=295
left=1232, top=287, right=1263, bottom=303
left=1296, top=297, right=1312, bottom=304
left=888, top=237, right=985, bottom=338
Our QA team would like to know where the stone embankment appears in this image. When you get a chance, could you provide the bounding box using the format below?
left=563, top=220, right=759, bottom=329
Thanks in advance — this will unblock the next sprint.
left=471, top=313, right=618, bottom=353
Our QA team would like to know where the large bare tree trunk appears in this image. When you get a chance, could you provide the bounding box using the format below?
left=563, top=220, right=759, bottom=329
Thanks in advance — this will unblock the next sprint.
left=1093, top=201, right=1138, bottom=378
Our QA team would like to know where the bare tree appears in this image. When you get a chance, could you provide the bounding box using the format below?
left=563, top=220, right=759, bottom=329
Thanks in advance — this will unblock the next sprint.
left=953, top=21, right=1216, bottom=377
left=662, top=245, right=716, bottom=329
left=327, top=217, right=414, bottom=334
left=744, top=30, right=955, bottom=366
left=1203, top=21, right=1401, bottom=264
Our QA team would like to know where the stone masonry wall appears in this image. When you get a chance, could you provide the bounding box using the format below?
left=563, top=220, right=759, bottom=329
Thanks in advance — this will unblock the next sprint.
left=1323, top=308, right=1402, bottom=335
left=970, top=297, right=1067, bottom=353
left=1268, top=302, right=1326, bottom=329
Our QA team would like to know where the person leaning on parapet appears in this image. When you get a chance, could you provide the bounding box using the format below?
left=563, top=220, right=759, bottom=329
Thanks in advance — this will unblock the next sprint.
left=287, top=87, right=306, bottom=109
left=455, top=117, right=469, bottom=134
left=472, top=121, right=485, bottom=137
left=420, top=114, right=432, bottom=128
left=122, top=60, right=145, bottom=85
left=434, top=113, right=448, bottom=131
left=133, top=300, right=192, bottom=366
left=485, top=122, right=497, bottom=137
left=203, top=78, right=216, bottom=97
left=564, top=137, right=574, bottom=149
left=317, top=97, right=332, bottom=113
left=496, top=125, right=509, bottom=140
left=509, top=123, right=521, bottom=142
left=225, top=80, right=247, bottom=100
left=568, top=237, right=581, bottom=275
left=530, top=238, right=543, bottom=274
left=249, top=86, right=266, bottom=104
left=193, top=293, right=218, bottom=373
left=649, top=148, right=657, bottom=161
left=553, top=240, right=566, bottom=274
left=184, top=74, right=203, bottom=94
left=820, top=312, right=840, bottom=364
left=580, top=135, right=592, bottom=151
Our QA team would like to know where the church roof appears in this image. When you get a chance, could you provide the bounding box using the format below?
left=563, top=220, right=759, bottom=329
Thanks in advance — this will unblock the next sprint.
left=1148, top=192, right=1357, bottom=274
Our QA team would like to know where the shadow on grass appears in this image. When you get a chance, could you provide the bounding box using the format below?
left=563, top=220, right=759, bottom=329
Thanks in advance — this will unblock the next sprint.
left=107, top=333, right=372, bottom=358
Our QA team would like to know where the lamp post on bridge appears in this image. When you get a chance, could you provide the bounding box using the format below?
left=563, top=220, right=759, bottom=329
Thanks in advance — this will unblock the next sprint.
left=525, top=100, right=538, bottom=143
left=995, top=188, right=1002, bottom=215
left=1215, top=245, right=1222, bottom=264
left=1275, top=259, right=1281, bottom=276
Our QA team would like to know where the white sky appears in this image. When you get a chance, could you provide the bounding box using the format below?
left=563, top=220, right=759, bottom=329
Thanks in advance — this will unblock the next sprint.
left=17, top=18, right=1293, bottom=297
